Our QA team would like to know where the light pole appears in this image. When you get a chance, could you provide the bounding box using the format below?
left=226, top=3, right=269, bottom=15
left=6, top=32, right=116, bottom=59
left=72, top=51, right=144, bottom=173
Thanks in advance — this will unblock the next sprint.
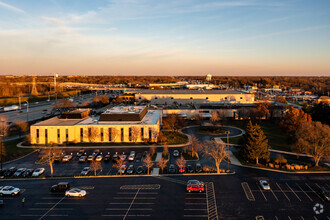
left=226, top=130, right=230, bottom=171
left=25, top=101, right=29, bottom=122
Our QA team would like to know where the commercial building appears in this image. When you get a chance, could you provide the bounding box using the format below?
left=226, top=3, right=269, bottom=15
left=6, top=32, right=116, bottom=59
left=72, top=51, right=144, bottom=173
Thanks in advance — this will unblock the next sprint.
left=30, top=106, right=162, bottom=145
left=129, top=89, right=254, bottom=105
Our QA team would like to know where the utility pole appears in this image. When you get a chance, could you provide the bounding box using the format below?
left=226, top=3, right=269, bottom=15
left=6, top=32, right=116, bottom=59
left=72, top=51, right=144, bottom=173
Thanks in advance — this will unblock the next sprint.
left=25, top=101, right=29, bottom=122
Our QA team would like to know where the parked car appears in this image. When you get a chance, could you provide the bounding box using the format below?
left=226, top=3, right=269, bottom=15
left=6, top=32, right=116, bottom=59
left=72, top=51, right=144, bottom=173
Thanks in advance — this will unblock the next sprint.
left=87, top=155, right=94, bottom=161
left=13, top=168, right=27, bottom=177
left=128, top=151, right=135, bottom=161
left=120, top=152, right=127, bottom=161
left=187, top=165, right=194, bottom=173
left=62, top=154, right=73, bottom=162
left=127, top=165, right=134, bottom=174
left=112, top=153, right=118, bottom=162
left=136, top=166, right=144, bottom=174
left=77, top=149, right=85, bottom=157
left=80, top=167, right=90, bottom=175
left=104, top=153, right=111, bottom=161
left=51, top=182, right=70, bottom=192
left=173, top=150, right=180, bottom=157
left=0, top=199, right=3, bottom=206
left=179, top=166, right=185, bottom=173
left=22, top=169, right=34, bottom=177
left=79, top=155, right=87, bottom=162
left=92, top=149, right=100, bottom=157
left=135, top=153, right=142, bottom=162
left=4, top=167, right=17, bottom=177
left=65, top=188, right=86, bottom=197
left=95, top=154, right=103, bottom=162
left=0, top=186, right=20, bottom=196
left=259, top=180, right=270, bottom=190
left=143, top=151, right=148, bottom=158
left=0, top=169, right=7, bottom=176
left=169, top=164, right=176, bottom=174
left=54, top=153, right=64, bottom=162
left=119, top=165, right=126, bottom=174
left=186, top=180, right=205, bottom=193
left=32, top=168, right=45, bottom=177
left=319, top=187, right=330, bottom=202
left=195, top=163, right=202, bottom=173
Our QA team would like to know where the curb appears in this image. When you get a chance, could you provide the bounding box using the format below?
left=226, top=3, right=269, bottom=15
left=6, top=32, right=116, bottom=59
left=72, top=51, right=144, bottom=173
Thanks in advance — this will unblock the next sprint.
left=2, top=150, right=37, bottom=165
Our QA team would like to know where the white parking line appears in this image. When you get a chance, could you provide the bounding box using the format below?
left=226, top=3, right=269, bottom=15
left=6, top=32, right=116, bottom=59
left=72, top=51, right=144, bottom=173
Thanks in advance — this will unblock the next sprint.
left=184, top=209, right=207, bottom=211
left=270, top=189, right=279, bottom=201
left=21, top=215, right=68, bottom=217
left=29, top=208, right=73, bottom=211
left=36, top=202, right=76, bottom=205
left=114, top=197, right=156, bottom=199
left=38, top=196, right=66, bottom=220
left=288, top=216, right=292, bottom=220
left=109, top=202, right=154, bottom=205
left=295, top=183, right=313, bottom=202
left=256, top=183, right=267, bottom=201
left=301, top=216, right=305, bottom=220
left=106, top=208, right=152, bottom=211
left=314, top=217, right=318, bottom=220
left=276, top=183, right=290, bottom=202
left=286, top=183, right=301, bottom=201
left=123, top=188, right=140, bottom=220
left=102, top=215, right=151, bottom=217
left=305, top=183, right=323, bottom=200
left=184, top=215, right=208, bottom=218
left=185, top=203, right=207, bottom=205
left=186, top=197, right=206, bottom=199
left=275, top=216, right=279, bottom=220
left=117, top=192, right=158, bottom=195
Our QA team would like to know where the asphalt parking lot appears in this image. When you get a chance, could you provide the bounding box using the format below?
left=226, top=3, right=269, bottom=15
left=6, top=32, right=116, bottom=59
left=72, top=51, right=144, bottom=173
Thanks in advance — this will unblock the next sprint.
left=0, top=171, right=329, bottom=219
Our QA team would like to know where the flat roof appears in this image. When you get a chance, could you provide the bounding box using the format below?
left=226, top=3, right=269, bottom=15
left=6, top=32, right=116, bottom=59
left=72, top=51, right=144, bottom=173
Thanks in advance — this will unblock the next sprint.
left=130, top=90, right=249, bottom=95
left=32, top=117, right=85, bottom=126
left=103, top=106, right=145, bottom=114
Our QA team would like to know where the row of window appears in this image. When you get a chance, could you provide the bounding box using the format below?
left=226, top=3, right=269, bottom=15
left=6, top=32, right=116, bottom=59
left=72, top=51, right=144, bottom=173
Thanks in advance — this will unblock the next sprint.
left=139, top=96, right=244, bottom=100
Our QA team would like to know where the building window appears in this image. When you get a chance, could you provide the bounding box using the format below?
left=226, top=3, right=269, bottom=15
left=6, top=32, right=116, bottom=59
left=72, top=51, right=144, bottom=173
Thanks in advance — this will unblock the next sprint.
left=129, top=128, right=132, bottom=141
left=121, top=128, right=124, bottom=142
left=58, top=129, right=61, bottom=143
left=36, top=129, right=39, bottom=144
left=139, top=97, right=141, bottom=99
left=80, top=128, right=83, bottom=142
left=190, top=97, right=193, bottom=99
left=45, top=129, right=48, bottom=144
left=66, top=129, right=69, bottom=142
left=88, top=127, right=91, bottom=141
left=171, top=97, right=173, bottom=99
left=206, top=97, right=208, bottom=99
left=108, top=128, right=112, bottom=142
left=141, top=127, right=144, bottom=140
left=155, top=97, right=158, bottom=99
left=240, top=97, right=243, bottom=99
left=225, top=97, right=227, bottom=100
left=101, top=128, right=104, bottom=142
left=149, top=128, right=152, bottom=141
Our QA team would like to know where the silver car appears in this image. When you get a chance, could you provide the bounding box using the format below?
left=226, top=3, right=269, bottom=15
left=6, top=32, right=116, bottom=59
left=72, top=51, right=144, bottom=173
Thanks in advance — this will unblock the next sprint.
left=259, top=180, right=270, bottom=190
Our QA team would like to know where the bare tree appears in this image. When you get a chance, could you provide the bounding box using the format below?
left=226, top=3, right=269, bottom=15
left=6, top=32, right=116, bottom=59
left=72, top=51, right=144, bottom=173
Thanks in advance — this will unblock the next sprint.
left=190, top=135, right=202, bottom=156
left=113, top=159, right=127, bottom=175
left=53, top=99, right=74, bottom=111
left=162, top=145, right=169, bottom=158
left=294, top=121, right=330, bottom=166
left=39, top=142, right=61, bottom=177
left=202, top=140, right=227, bottom=174
left=85, top=127, right=99, bottom=142
left=176, top=156, right=186, bottom=172
left=149, top=144, right=156, bottom=157
left=90, top=160, right=102, bottom=176
left=131, top=127, right=140, bottom=142
left=210, top=110, right=220, bottom=126
left=157, top=157, right=168, bottom=174
left=109, top=128, right=119, bottom=142
left=163, top=114, right=177, bottom=132
left=0, top=116, right=8, bottom=160
left=143, top=154, right=154, bottom=175
left=13, top=119, right=29, bottom=137
left=151, top=128, right=159, bottom=142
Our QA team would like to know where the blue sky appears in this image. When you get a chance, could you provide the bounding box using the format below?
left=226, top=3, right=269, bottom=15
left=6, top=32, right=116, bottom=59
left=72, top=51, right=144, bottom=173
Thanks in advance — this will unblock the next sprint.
left=0, top=0, right=329, bottom=76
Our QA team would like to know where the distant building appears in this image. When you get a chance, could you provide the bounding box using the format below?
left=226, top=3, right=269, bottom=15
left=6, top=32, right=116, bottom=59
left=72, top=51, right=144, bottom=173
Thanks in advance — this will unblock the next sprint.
left=130, top=89, right=254, bottom=105
left=206, top=74, right=212, bottom=82
left=30, top=106, right=162, bottom=145
left=316, top=96, right=330, bottom=104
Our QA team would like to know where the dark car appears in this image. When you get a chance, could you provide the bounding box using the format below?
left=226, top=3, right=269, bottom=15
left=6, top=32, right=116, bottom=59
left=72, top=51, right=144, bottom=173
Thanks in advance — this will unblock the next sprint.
left=135, top=153, right=142, bottom=162
left=143, top=151, right=148, bottom=158
left=22, top=169, right=34, bottom=177
left=319, top=187, right=330, bottom=202
left=127, top=165, right=134, bottom=174
left=77, top=149, right=85, bottom=157
left=13, top=168, right=27, bottom=177
left=54, top=153, right=64, bottom=162
left=136, top=166, right=144, bottom=174
left=92, top=149, right=100, bottom=157
left=4, top=167, right=17, bottom=177
left=0, top=199, right=3, bottom=206
left=187, top=165, right=194, bottom=173
left=104, top=153, right=111, bottom=161
left=169, top=164, right=176, bottom=174
left=112, top=153, right=118, bottom=162
left=195, top=163, right=202, bottom=173
left=0, top=169, right=7, bottom=176
left=173, top=150, right=180, bottom=157
left=51, top=182, right=70, bottom=192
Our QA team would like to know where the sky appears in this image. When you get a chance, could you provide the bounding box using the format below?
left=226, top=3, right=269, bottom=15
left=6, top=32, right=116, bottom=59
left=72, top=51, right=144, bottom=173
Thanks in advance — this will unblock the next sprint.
left=0, top=0, right=330, bottom=76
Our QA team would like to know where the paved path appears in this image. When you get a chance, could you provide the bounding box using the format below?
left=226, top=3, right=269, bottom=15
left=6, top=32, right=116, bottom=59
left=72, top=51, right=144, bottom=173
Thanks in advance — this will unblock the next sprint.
left=152, top=168, right=160, bottom=176
left=228, top=151, right=242, bottom=166
left=154, top=152, right=162, bottom=162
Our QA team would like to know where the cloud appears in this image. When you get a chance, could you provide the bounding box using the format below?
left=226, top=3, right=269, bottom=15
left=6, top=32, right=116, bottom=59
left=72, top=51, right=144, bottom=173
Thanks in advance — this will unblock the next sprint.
left=0, top=1, right=25, bottom=13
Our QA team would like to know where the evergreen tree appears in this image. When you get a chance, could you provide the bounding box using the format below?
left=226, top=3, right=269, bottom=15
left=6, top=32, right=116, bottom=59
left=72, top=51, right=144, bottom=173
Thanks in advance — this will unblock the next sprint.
left=242, top=121, right=270, bottom=164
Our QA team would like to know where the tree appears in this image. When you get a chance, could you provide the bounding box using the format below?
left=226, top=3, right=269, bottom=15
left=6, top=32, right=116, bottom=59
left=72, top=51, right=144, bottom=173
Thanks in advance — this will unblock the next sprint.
left=176, top=156, right=186, bottom=172
left=13, top=119, right=29, bottom=137
left=53, top=99, right=74, bottom=111
left=190, top=135, right=202, bottom=155
left=39, top=142, right=61, bottom=177
left=163, top=114, right=177, bottom=132
left=280, top=107, right=312, bottom=135
left=90, top=160, right=102, bottom=176
left=202, top=140, right=226, bottom=173
left=293, top=121, right=330, bottom=166
left=85, top=127, right=99, bottom=142
left=210, top=111, right=220, bottom=126
left=275, top=96, right=287, bottom=104
left=131, top=127, right=140, bottom=142
left=149, top=144, right=156, bottom=156
left=0, top=115, right=8, bottom=137
left=143, top=154, right=154, bottom=175
left=157, top=157, right=168, bottom=174
left=162, top=145, right=169, bottom=158
left=113, top=159, right=127, bottom=175
left=109, top=128, right=119, bottom=142
left=255, top=102, right=270, bottom=119
left=157, top=131, right=167, bottom=144
left=93, top=95, right=109, bottom=104
left=242, top=121, right=270, bottom=164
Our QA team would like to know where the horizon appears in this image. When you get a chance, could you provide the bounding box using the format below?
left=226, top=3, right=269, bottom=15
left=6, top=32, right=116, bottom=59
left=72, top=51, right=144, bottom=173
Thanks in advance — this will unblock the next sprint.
left=1, top=0, right=330, bottom=76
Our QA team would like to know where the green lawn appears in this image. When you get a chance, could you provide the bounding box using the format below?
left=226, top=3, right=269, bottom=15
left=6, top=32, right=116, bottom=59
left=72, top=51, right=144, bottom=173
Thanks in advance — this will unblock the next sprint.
left=224, top=120, right=291, bottom=152
left=2, top=138, right=34, bottom=162
left=162, top=131, right=189, bottom=145
left=195, top=127, right=227, bottom=135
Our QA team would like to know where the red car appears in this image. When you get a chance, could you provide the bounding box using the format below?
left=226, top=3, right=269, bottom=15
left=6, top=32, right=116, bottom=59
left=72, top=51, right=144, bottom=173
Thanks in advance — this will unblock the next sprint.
left=187, top=180, right=205, bottom=193
left=179, top=166, right=185, bottom=173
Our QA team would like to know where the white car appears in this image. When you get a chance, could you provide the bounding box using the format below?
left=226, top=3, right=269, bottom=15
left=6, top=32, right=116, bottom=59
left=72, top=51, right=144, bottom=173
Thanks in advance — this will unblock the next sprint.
left=119, top=165, right=126, bottom=174
left=65, top=188, right=86, bottom=197
left=81, top=167, right=90, bottom=175
left=32, top=168, right=45, bottom=177
left=128, top=153, right=135, bottom=161
left=259, top=180, right=270, bottom=190
left=62, top=155, right=73, bottom=162
left=95, top=155, right=103, bottom=162
left=0, top=186, right=20, bottom=196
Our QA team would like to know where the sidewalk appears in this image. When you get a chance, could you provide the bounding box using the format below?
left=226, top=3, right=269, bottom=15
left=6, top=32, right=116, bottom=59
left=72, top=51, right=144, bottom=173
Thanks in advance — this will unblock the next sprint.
left=228, top=151, right=242, bottom=166
left=154, top=152, right=162, bottom=162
